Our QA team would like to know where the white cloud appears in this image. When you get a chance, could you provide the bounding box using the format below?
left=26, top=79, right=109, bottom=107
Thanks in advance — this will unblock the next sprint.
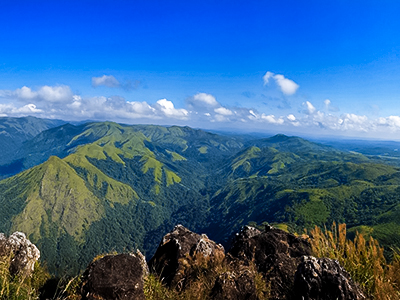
left=17, top=104, right=43, bottom=113
left=156, top=99, right=189, bottom=119
left=69, top=95, right=82, bottom=109
left=214, top=114, right=228, bottom=122
left=128, top=101, right=155, bottom=115
left=0, top=85, right=187, bottom=122
left=248, top=110, right=258, bottom=120
left=324, top=98, right=339, bottom=112
left=189, top=93, right=219, bottom=107
left=214, top=107, right=233, bottom=116
left=341, top=113, right=369, bottom=124
left=273, top=74, right=299, bottom=95
left=0, top=104, right=15, bottom=114
left=15, top=86, right=36, bottom=99
left=262, top=71, right=274, bottom=85
left=91, top=75, right=141, bottom=90
left=339, top=114, right=370, bottom=131
left=92, top=75, right=120, bottom=88
left=37, top=85, right=73, bottom=102
left=261, top=114, right=284, bottom=124
left=63, top=96, right=161, bottom=121
left=263, top=72, right=299, bottom=95
left=303, top=101, right=316, bottom=114
left=0, top=103, right=43, bottom=116
left=1, top=85, right=73, bottom=104
left=386, top=116, right=400, bottom=127
left=287, top=114, right=296, bottom=121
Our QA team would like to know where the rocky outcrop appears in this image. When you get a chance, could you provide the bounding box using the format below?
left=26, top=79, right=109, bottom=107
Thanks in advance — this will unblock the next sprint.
left=81, top=250, right=148, bottom=300
left=76, top=224, right=367, bottom=300
left=293, top=256, right=366, bottom=300
left=0, top=231, right=40, bottom=276
left=148, top=224, right=225, bottom=289
left=228, top=225, right=312, bottom=299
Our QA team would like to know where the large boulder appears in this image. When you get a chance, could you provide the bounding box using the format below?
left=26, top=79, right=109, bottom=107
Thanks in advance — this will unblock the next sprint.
left=148, top=224, right=225, bottom=289
left=81, top=250, right=148, bottom=300
left=293, top=256, right=367, bottom=300
left=0, top=231, right=40, bottom=276
left=228, top=225, right=312, bottom=299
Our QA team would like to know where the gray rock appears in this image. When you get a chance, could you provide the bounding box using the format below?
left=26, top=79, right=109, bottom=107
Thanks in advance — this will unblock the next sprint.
left=0, top=231, right=40, bottom=276
left=148, top=224, right=225, bottom=289
left=293, top=256, right=367, bottom=300
left=228, top=226, right=311, bottom=299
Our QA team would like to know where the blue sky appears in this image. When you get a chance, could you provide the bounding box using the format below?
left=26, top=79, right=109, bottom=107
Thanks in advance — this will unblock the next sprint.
left=1, top=1, right=400, bottom=139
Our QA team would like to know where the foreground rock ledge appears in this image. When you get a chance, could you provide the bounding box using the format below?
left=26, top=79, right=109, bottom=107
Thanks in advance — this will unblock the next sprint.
left=77, top=225, right=367, bottom=300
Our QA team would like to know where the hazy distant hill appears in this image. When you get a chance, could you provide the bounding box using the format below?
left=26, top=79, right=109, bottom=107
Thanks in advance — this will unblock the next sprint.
left=1, top=118, right=400, bottom=273
left=0, top=116, right=66, bottom=176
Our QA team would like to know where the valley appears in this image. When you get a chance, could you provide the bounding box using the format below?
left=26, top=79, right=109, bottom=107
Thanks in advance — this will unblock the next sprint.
left=1, top=116, right=400, bottom=274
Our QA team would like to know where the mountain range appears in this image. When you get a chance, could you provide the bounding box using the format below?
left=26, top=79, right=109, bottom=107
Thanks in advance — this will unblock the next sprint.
left=1, top=116, right=400, bottom=274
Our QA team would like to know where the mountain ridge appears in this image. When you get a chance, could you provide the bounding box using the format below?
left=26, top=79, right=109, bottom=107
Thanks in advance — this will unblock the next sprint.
left=1, top=117, right=400, bottom=273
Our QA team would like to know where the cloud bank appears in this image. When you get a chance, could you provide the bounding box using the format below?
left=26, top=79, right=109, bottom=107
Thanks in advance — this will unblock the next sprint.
left=1, top=80, right=400, bottom=139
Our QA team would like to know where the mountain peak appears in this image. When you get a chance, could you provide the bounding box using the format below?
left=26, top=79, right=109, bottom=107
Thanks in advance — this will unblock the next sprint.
left=269, top=134, right=290, bottom=141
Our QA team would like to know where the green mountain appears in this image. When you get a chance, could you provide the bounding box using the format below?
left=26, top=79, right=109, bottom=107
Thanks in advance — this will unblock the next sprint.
left=0, top=121, right=244, bottom=274
left=0, top=153, right=140, bottom=274
left=2, top=119, right=400, bottom=273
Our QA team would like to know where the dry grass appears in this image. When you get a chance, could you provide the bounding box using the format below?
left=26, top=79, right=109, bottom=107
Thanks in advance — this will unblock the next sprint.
left=144, top=252, right=270, bottom=300
left=0, top=253, right=50, bottom=300
left=309, top=223, right=400, bottom=299
left=144, top=253, right=226, bottom=300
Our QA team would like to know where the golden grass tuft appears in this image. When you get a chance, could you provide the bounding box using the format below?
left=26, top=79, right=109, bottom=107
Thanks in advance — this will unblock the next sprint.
left=309, top=222, right=400, bottom=299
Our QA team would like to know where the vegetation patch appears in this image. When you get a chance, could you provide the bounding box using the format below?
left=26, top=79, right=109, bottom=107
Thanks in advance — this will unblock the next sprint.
left=198, top=146, right=208, bottom=154
left=166, top=150, right=187, bottom=162
left=164, top=169, right=181, bottom=186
